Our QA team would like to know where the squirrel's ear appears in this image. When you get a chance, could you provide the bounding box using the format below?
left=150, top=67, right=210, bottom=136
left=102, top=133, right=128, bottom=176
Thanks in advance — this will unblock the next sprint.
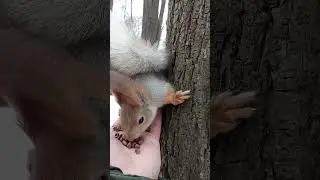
left=113, top=92, right=140, bottom=107
left=110, top=70, right=142, bottom=107
left=113, top=92, right=123, bottom=105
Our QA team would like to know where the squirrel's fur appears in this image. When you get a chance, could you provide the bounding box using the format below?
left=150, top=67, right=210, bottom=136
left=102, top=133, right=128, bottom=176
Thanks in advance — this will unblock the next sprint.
left=110, top=12, right=168, bottom=76
left=110, top=12, right=189, bottom=142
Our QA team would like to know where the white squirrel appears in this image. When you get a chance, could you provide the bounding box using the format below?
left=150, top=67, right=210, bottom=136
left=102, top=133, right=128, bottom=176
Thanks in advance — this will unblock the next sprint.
left=110, top=12, right=191, bottom=149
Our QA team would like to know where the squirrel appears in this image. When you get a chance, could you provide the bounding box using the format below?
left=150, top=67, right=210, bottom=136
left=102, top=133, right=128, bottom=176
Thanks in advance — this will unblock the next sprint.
left=0, top=19, right=142, bottom=179
left=109, top=12, right=191, bottom=151
left=109, top=13, right=256, bottom=151
left=210, top=91, right=256, bottom=138
left=113, top=74, right=191, bottom=142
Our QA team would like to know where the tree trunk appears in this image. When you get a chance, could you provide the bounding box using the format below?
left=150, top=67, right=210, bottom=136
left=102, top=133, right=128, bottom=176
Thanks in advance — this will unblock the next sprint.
left=160, top=0, right=210, bottom=179
left=156, top=0, right=166, bottom=43
left=211, top=0, right=320, bottom=179
left=141, top=0, right=160, bottom=45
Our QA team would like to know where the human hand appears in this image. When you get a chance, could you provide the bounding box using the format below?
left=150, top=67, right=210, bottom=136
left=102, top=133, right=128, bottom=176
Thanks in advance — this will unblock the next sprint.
left=110, top=111, right=162, bottom=179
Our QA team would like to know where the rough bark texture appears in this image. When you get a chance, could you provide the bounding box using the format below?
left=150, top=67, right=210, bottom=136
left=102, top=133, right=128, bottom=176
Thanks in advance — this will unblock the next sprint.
left=211, top=0, right=320, bottom=179
left=141, top=0, right=160, bottom=45
left=156, top=0, right=166, bottom=42
left=160, top=0, right=210, bottom=179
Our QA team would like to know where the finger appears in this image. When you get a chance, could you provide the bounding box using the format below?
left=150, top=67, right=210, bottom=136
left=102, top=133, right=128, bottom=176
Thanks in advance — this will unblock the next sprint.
left=180, top=95, right=190, bottom=100
left=223, top=91, right=256, bottom=109
left=180, top=90, right=191, bottom=95
left=225, top=108, right=256, bottom=122
left=147, top=110, right=162, bottom=141
left=213, top=91, right=233, bottom=106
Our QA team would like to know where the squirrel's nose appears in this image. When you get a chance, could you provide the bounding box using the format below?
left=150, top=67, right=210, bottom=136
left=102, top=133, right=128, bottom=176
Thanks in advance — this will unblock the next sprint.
left=125, top=132, right=133, bottom=140
left=126, top=132, right=139, bottom=141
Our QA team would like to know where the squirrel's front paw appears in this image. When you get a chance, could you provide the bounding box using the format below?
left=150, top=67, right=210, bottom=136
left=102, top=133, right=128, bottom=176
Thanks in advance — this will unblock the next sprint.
left=166, top=90, right=191, bottom=105
left=211, top=91, right=256, bottom=134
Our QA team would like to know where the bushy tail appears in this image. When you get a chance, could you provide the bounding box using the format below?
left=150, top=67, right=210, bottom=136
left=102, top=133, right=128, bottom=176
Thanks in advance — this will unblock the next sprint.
left=110, top=12, right=168, bottom=76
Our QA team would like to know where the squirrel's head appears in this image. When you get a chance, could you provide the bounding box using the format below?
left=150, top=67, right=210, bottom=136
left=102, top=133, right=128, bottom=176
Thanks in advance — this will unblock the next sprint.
left=113, top=85, right=156, bottom=141
left=118, top=102, right=158, bottom=141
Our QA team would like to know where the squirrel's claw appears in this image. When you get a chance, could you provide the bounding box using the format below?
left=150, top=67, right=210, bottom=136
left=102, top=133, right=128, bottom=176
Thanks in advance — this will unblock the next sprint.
left=211, top=91, right=256, bottom=138
left=166, top=89, right=191, bottom=105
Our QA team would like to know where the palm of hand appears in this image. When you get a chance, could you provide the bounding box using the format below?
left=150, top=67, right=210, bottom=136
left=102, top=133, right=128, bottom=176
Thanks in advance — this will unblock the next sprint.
left=110, top=112, right=162, bottom=179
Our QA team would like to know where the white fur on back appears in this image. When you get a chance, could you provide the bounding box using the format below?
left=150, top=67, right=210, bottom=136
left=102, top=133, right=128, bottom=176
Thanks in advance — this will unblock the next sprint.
left=134, top=73, right=171, bottom=107
left=110, top=12, right=168, bottom=76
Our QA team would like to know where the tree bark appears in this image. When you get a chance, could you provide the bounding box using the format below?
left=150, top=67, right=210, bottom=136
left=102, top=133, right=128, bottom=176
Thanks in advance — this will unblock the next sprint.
left=160, top=0, right=210, bottom=179
left=211, top=0, right=320, bottom=179
left=141, top=0, right=160, bottom=45
left=156, top=0, right=166, bottom=43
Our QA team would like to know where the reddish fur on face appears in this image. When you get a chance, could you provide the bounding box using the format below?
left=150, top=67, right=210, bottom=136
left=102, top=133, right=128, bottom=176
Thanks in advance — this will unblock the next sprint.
left=117, top=103, right=141, bottom=139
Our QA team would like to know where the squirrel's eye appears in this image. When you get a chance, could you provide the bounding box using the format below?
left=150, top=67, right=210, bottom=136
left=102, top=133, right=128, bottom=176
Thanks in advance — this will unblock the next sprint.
left=138, top=117, right=144, bottom=124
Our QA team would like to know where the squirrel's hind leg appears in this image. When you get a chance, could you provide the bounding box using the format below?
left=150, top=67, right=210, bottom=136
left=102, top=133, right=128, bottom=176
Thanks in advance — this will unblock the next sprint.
left=164, top=87, right=191, bottom=105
